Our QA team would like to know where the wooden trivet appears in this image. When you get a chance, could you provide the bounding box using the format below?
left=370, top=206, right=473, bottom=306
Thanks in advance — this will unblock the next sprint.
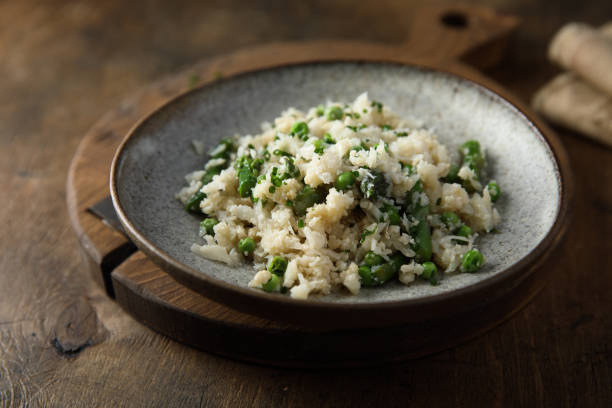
left=67, top=4, right=529, bottom=367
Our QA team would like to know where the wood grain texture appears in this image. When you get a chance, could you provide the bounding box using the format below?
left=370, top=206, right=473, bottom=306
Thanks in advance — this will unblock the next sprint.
left=2, top=0, right=612, bottom=406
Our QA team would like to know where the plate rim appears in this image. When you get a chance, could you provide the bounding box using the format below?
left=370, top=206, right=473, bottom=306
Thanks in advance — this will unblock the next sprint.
left=110, top=59, right=573, bottom=327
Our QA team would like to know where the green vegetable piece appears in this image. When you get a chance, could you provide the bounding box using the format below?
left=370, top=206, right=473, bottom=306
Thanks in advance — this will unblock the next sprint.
left=359, top=227, right=376, bottom=244
left=441, top=212, right=461, bottom=230
left=371, top=263, right=396, bottom=284
left=364, top=251, right=385, bottom=267
left=382, top=204, right=401, bottom=225
left=371, top=101, right=383, bottom=113
left=237, top=168, right=257, bottom=197
left=336, top=171, right=356, bottom=190
left=381, top=124, right=392, bottom=131
left=443, top=163, right=460, bottom=183
left=262, top=273, right=281, bottom=292
left=402, top=163, right=415, bottom=176
left=200, top=217, right=218, bottom=235
left=456, top=224, right=472, bottom=238
left=421, top=261, right=438, bottom=285
left=359, top=262, right=396, bottom=287
left=297, top=219, right=304, bottom=228
left=411, top=218, right=432, bottom=262
left=461, top=249, right=484, bottom=273
left=389, top=252, right=408, bottom=273
left=290, top=121, right=309, bottom=139
left=358, top=265, right=374, bottom=287
left=185, top=191, right=206, bottom=213
left=293, top=185, right=323, bottom=217
left=238, top=237, right=255, bottom=255
left=323, top=133, right=336, bottom=144
left=460, top=140, right=485, bottom=175
left=326, top=106, right=344, bottom=121
left=316, top=105, right=325, bottom=117
left=267, top=256, right=288, bottom=276
left=201, top=166, right=223, bottom=185
left=487, top=181, right=501, bottom=202
left=360, top=171, right=388, bottom=200
left=313, top=139, right=325, bottom=154
left=273, top=149, right=292, bottom=157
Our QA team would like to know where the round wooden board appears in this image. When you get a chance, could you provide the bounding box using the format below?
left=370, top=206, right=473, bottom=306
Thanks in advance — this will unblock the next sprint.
left=66, top=4, right=541, bottom=367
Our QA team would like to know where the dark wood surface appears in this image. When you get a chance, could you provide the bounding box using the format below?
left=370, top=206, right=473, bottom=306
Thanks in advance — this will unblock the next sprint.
left=2, top=0, right=611, bottom=406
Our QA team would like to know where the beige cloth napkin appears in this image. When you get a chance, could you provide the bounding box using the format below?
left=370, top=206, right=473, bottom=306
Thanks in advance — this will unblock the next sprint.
left=532, top=22, right=612, bottom=147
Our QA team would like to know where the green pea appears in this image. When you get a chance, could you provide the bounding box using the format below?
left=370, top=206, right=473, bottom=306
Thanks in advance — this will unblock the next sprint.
left=200, top=217, right=218, bottom=235
left=358, top=265, right=374, bottom=287
left=290, top=121, right=309, bottom=139
left=267, top=256, right=288, bottom=276
left=456, top=224, right=472, bottom=238
left=315, top=105, right=325, bottom=117
left=326, top=106, right=344, bottom=121
left=262, top=273, right=281, bottom=292
left=336, top=171, right=356, bottom=190
left=461, top=249, right=484, bottom=273
left=293, top=185, right=323, bottom=217
left=364, top=251, right=385, bottom=267
left=238, top=237, right=255, bottom=255
left=421, top=261, right=438, bottom=285
left=382, top=204, right=401, bottom=225
left=487, top=181, right=501, bottom=202
left=185, top=191, right=206, bottom=213
left=441, top=212, right=461, bottom=230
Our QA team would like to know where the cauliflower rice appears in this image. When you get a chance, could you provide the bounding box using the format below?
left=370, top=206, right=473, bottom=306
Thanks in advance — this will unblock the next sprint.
left=177, top=93, right=501, bottom=299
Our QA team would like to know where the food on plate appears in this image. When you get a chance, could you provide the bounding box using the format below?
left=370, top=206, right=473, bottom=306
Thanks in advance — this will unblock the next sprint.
left=177, top=93, right=501, bottom=299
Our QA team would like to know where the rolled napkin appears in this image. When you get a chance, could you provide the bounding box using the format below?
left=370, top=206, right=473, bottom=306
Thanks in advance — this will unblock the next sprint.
left=549, top=23, right=612, bottom=96
left=533, top=23, right=612, bottom=147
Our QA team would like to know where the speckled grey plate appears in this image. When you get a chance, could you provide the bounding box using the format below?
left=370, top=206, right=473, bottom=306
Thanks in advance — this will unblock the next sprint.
left=111, top=62, right=571, bottom=328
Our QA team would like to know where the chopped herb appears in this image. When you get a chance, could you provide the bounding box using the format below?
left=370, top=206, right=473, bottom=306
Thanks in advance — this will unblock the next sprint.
left=381, top=124, right=392, bottom=131
left=371, top=101, right=383, bottom=113
left=297, top=219, right=304, bottom=228
left=262, top=149, right=271, bottom=161
left=269, top=186, right=276, bottom=193
left=313, top=139, right=325, bottom=154
left=286, top=200, right=293, bottom=207
left=273, top=149, right=292, bottom=157
left=360, top=227, right=377, bottom=244
left=346, top=124, right=366, bottom=132
left=395, top=131, right=409, bottom=137
left=323, top=133, right=336, bottom=144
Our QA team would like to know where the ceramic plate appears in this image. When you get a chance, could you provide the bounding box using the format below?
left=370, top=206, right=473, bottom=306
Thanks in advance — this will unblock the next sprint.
left=111, top=62, right=571, bottom=327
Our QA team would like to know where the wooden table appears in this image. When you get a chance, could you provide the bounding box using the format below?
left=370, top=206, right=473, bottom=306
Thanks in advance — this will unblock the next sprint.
left=1, top=1, right=610, bottom=406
